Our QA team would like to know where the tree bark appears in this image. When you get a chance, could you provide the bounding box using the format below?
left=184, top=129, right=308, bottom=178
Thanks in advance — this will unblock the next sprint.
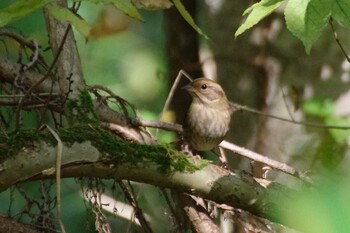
left=44, top=0, right=86, bottom=99
left=0, top=138, right=298, bottom=227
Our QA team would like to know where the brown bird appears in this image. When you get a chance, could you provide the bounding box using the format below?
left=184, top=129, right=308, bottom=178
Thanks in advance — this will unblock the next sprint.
left=183, top=78, right=231, bottom=151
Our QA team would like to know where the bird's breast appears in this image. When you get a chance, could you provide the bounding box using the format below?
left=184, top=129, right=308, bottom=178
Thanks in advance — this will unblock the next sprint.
left=184, top=102, right=231, bottom=151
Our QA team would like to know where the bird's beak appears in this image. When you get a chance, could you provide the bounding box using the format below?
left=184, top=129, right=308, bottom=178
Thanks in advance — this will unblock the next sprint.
left=181, top=83, right=194, bottom=93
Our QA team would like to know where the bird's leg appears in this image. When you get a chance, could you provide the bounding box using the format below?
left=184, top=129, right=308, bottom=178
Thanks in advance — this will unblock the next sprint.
left=181, top=143, right=202, bottom=159
left=181, top=143, right=192, bottom=155
left=212, top=147, right=229, bottom=170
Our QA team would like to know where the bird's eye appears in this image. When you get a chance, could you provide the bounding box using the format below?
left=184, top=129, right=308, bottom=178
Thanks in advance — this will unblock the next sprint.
left=201, top=84, right=207, bottom=89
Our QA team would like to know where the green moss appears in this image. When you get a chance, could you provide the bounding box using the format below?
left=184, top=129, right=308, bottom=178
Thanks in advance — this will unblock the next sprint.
left=0, top=91, right=209, bottom=173
left=66, top=90, right=98, bottom=124
left=0, top=125, right=208, bottom=173
left=0, top=129, right=46, bottom=160
left=57, top=125, right=208, bottom=173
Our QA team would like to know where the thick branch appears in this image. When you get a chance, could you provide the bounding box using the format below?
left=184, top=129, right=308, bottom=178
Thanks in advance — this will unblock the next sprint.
left=0, top=58, right=59, bottom=94
left=0, top=216, right=40, bottom=233
left=0, top=139, right=295, bottom=226
left=44, top=0, right=86, bottom=98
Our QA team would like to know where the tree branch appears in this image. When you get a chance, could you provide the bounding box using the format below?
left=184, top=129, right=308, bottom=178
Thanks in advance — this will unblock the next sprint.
left=0, top=58, right=59, bottom=94
left=0, top=215, right=40, bottom=233
left=44, top=0, right=86, bottom=99
left=0, top=138, right=297, bottom=227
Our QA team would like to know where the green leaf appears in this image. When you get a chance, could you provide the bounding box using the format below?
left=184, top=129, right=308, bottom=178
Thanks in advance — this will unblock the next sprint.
left=303, top=98, right=334, bottom=118
left=285, top=0, right=331, bottom=53
left=47, top=4, right=91, bottom=38
left=0, top=0, right=52, bottom=27
left=316, top=133, right=346, bottom=169
left=172, top=0, right=209, bottom=40
left=75, top=0, right=143, bottom=21
left=332, top=0, right=350, bottom=29
left=235, top=0, right=285, bottom=37
left=280, top=179, right=350, bottom=233
left=325, top=117, right=350, bottom=144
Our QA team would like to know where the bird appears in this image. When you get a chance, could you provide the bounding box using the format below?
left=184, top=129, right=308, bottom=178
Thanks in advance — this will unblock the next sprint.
left=182, top=78, right=231, bottom=152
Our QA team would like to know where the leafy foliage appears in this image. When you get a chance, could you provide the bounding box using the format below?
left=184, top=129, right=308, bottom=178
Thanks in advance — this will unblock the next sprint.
left=74, top=0, right=143, bottom=21
left=0, top=0, right=143, bottom=39
left=172, top=0, right=209, bottom=40
left=284, top=0, right=331, bottom=53
left=332, top=0, right=350, bottom=29
left=234, top=0, right=284, bottom=38
left=0, top=0, right=206, bottom=42
left=47, top=4, right=91, bottom=38
left=304, top=98, right=350, bottom=144
left=0, top=0, right=52, bottom=27
left=235, top=0, right=350, bottom=53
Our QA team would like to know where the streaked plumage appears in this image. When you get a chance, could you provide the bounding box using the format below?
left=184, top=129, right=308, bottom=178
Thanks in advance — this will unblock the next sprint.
left=183, top=78, right=231, bottom=151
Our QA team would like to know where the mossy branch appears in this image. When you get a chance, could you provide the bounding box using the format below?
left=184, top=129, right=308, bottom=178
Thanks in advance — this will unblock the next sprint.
left=0, top=126, right=298, bottom=228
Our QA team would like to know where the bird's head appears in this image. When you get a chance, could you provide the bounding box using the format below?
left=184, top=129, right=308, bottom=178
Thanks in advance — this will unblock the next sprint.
left=183, top=78, right=229, bottom=109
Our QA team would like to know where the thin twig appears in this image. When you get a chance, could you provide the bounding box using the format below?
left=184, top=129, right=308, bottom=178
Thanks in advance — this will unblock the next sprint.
left=159, top=188, right=185, bottom=233
left=24, top=40, right=40, bottom=70
left=136, top=119, right=310, bottom=181
left=103, top=122, right=156, bottom=144
left=15, top=25, right=71, bottom=130
left=0, top=29, right=49, bottom=69
left=219, top=140, right=310, bottom=182
left=45, top=125, right=66, bottom=233
left=0, top=93, right=60, bottom=98
left=88, top=84, right=137, bottom=124
left=118, top=181, right=153, bottom=233
left=330, top=17, right=350, bottom=63
left=138, top=119, right=183, bottom=132
left=232, top=102, right=350, bottom=130
left=162, top=71, right=193, bottom=117
left=159, top=70, right=193, bottom=134
left=14, top=40, right=40, bottom=91
left=280, top=86, right=295, bottom=121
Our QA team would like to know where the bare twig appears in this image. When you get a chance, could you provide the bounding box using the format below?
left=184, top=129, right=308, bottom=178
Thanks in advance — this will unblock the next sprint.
left=89, top=84, right=138, bottom=124
left=159, top=70, right=193, bottom=128
left=160, top=188, right=185, bottom=233
left=330, top=17, right=350, bottom=63
left=280, top=86, right=296, bottom=121
left=102, top=122, right=156, bottom=145
left=138, top=119, right=183, bottom=132
left=0, top=93, right=60, bottom=98
left=24, top=40, right=40, bottom=70
left=15, top=25, right=72, bottom=130
left=219, top=140, right=310, bottom=182
left=118, top=181, right=153, bottom=233
left=14, top=40, right=40, bottom=91
left=0, top=93, right=61, bottom=107
left=136, top=119, right=310, bottom=181
left=45, top=125, right=66, bottom=233
left=0, top=98, right=57, bottom=107
left=0, top=29, right=49, bottom=69
left=232, top=102, right=350, bottom=130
